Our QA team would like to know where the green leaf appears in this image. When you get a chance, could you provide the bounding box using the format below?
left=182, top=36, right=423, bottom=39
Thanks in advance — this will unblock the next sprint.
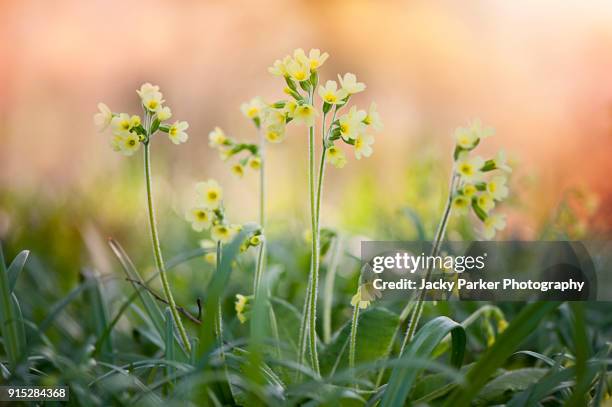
left=7, top=250, right=29, bottom=293
left=164, top=308, right=176, bottom=386
left=0, top=244, right=25, bottom=367
left=319, top=307, right=399, bottom=377
left=381, top=316, right=466, bottom=407
left=443, top=301, right=561, bottom=406
left=476, top=368, right=548, bottom=404
left=85, top=272, right=114, bottom=362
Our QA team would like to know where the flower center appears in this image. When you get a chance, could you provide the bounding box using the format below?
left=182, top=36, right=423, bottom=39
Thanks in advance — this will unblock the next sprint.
left=208, top=191, right=218, bottom=200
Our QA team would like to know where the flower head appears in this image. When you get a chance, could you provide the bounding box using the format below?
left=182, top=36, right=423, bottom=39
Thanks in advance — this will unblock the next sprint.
left=196, top=179, right=223, bottom=209
left=240, top=97, right=265, bottom=120
left=211, top=224, right=241, bottom=244
left=248, top=156, right=262, bottom=170
left=338, top=73, right=366, bottom=94
left=168, top=120, right=189, bottom=144
left=120, top=133, right=141, bottom=156
left=185, top=207, right=212, bottom=231
left=94, top=103, right=113, bottom=131
left=327, top=146, right=347, bottom=168
left=293, top=103, right=317, bottom=126
left=350, top=282, right=382, bottom=309
left=264, top=124, right=287, bottom=143
left=487, top=176, right=509, bottom=201
left=306, top=48, right=329, bottom=71
left=452, top=195, right=471, bottom=214
left=136, top=83, right=160, bottom=98
left=141, top=91, right=164, bottom=112
left=209, top=127, right=228, bottom=147
left=338, top=107, right=367, bottom=140
left=492, top=150, right=512, bottom=172
left=354, top=134, right=374, bottom=159
left=286, top=58, right=310, bottom=82
left=235, top=294, right=250, bottom=324
left=318, top=80, right=347, bottom=105
left=364, top=102, right=383, bottom=131
left=156, top=106, right=172, bottom=121
left=111, top=113, right=135, bottom=136
left=482, top=214, right=507, bottom=240
left=231, top=163, right=244, bottom=178
left=456, top=154, right=485, bottom=182
left=477, top=193, right=496, bottom=214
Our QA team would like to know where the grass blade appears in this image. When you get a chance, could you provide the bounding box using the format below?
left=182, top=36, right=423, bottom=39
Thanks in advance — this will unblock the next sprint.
left=443, top=301, right=561, bottom=406
left=381, top=315, right=466, bottom=407
left=0, top=244, right=25, bottom=367
left=7, top=250, right=29, bottom=293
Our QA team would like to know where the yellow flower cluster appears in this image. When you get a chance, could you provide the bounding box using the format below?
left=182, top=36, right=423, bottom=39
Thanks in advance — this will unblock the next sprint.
left=450, top=120, right=511, bottom=239
left=234, top=294, right=252, bottom=324
left=208, top=126, right=261, bottom=178
left=94, top=83, right=189, bottom=156
left=185, top=179, right=262, bottom=256
left=267, top=49, right=383, bottom=167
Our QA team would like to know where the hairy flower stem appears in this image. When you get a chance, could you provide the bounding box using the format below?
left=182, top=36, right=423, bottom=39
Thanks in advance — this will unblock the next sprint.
left=215, top=241, right=224, bottom=349
left=253, top=129, right=266, bottom=294
left=143, top=141, right=191, bottom=354
left=349, top=305, right=360, bottom=372
left=399, top=173, right=458, bottom=355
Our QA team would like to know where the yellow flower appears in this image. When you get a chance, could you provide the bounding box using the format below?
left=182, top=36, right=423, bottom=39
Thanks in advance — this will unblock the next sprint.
left=350, top=282, right=381, bottom=309
left=94, top=103, right=113, bottom=131
left=268, top=55, right=292, bottom=76
left=364, top=102, right=383, bottom=131
left=231, top=163, right=245, bottom=178
left=240, top=97, right=265, bottom=119
left=338, top=107, right=366, bottom=140
left=261, top=107, right=285, bottom=127
left=211, top=224, right=241, bottom=244
left=204, top=252, right=217, bottom=265
left=462, top=183, right=477, bottom=197
left=208, top=127, right=228, bottom=147
left=109, top=134, right=124, bottom=152
left=130, top=115, right=141, bottom=128
left=454, top=126, right=478, bottom=149
left=196, top=179, right=223, bottom=209
left=286, top=58, right=310, bottom=82
left=248, top=156, right=262, bottom=170
left=136, top=83, right=160, bottom=98
left=492, top=150, right=512, bottom=172
left=185, top=207, right=212, bottom=232
left=327, top=146, right=347, bottom=168
left=250, top=234, right=264, bottom=246
left=141, top=91, right=164, bottom=112
left=456, top=154, right=485, bottom=182
left=452, top=195, right=470, bottom=214
left=264, top=124, right=287, bottom=143
left=477, top=193, right=496, bottom=214
left=283, top=100, right=297, bottom=118
left=354, top=134, right=374, bottom=159
left=318, top=80, right=347, bottom=105
left=497, top=318, right=509, bottom=333
left=469, top=119, right=494, bottom=139
left=120, top=133, right=141, bottom=156
left=338, top=73, right=366, bottom=94
left=293, top=103, right=317, bottom=127
left=487, top=176, right=509, bottom=201
left=156, top=106, right=172, bottom=121
left=199, top=239, right=217, bottom=264
left=235, top=294, right=250, bottom=324
left=306, top=48, right=329, bottom=70
left=111, top=113, right=134, bottom=136
left=482, top=213, right=507, bottom=240
left=168, top=121, right=189, bottom=144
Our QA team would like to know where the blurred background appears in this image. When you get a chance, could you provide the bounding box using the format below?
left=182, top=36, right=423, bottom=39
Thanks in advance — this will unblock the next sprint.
left=1, top=0, right=612, bottom=282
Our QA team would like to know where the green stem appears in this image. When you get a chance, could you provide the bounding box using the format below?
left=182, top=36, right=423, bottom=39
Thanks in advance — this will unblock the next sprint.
left=399, top=173, right=458, bottom=355
left=296, top=276, right=312, bottom=378
left=253, top=129, right=266, bottom=294
left=323, top=236, right=342, bottom=344
left=214, top=241, right=224, bottom=350
left=349, top=304, right=360, bottom=372
left=143, top=142, right=191, bottom=354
